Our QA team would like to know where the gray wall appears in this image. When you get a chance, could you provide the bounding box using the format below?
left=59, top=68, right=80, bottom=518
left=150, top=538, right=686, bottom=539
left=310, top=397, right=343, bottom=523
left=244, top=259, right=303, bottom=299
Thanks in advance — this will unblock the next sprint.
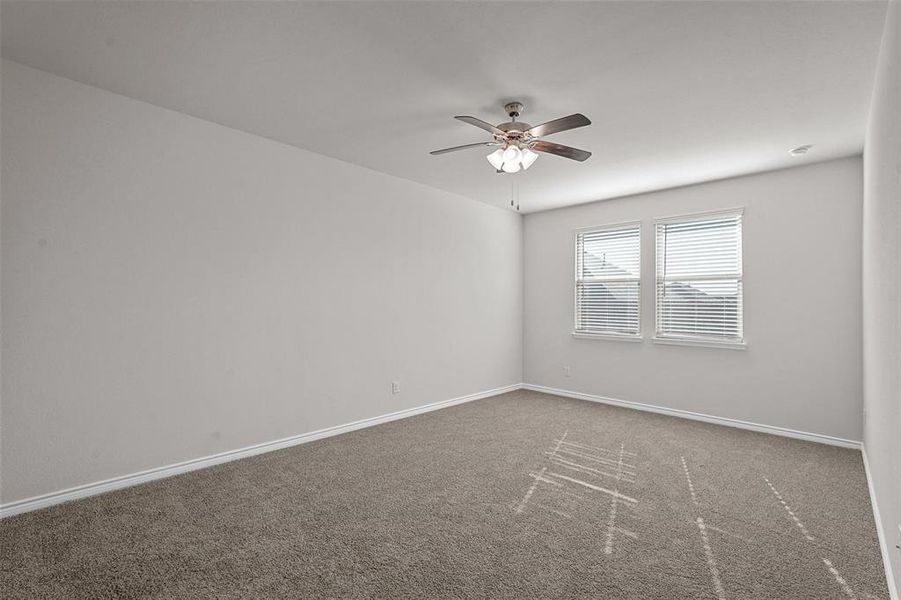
left=863, top=1, right=901, bottom=592
left=523, top=157, right=863, bottom=441
left=0, top=61, right=523, bottom=505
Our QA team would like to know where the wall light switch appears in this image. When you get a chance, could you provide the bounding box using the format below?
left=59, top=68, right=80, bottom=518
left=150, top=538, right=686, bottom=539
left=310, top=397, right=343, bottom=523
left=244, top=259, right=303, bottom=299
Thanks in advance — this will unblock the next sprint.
left=391, top=381, right=400, bottom=394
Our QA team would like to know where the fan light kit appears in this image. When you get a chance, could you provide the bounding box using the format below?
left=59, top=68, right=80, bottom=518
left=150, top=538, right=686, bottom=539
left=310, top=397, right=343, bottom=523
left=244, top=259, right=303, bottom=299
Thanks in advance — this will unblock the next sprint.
left=430, top=102, right=592, bottom=174
left=487, top=145, right=539, bottom=173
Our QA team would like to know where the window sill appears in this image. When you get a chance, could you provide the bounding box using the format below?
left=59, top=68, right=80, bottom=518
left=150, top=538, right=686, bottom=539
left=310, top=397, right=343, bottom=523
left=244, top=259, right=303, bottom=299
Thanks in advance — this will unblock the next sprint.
left=652, top=336, right=746, bottom=350
left=572, top=332, right=644, bottom=343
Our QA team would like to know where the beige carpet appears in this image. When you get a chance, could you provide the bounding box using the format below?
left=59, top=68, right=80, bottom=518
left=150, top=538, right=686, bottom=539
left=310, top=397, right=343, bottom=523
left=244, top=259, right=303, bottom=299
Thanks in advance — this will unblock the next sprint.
left=0, top=390, right=890, bottom=599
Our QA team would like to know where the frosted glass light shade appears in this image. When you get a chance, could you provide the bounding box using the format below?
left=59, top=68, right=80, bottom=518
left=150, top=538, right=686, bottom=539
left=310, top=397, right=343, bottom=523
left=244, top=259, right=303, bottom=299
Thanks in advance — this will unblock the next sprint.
left=502, top=145, right=522, bottom=163
left=521, top=148, right=539, bottom=170
left=486, top=148, right=504, bottom=170
left=502, top=161, right=521, bottom=173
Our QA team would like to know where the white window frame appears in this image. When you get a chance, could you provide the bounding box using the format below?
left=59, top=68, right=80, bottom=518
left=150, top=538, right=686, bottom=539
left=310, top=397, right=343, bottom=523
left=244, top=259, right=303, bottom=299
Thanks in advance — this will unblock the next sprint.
left=573, top=221, right=642, bottom=341
left=653, top=208, right=745, bottom=350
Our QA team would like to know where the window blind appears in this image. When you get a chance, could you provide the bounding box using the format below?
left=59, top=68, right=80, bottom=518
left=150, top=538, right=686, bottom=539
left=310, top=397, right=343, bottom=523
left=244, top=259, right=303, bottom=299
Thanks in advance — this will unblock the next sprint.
left=575, top=224, right=641, bottom=336
left=655, top=212, right=743, bottom=341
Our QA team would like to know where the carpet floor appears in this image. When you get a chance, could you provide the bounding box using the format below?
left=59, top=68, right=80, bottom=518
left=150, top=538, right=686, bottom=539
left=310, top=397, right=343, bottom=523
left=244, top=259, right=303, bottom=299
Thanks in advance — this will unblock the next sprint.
left=0, top=390, right=891, bottom=599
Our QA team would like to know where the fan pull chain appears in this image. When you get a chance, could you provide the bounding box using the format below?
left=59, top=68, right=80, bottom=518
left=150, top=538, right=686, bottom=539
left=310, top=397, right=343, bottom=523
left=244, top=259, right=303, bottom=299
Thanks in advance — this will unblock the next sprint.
left=512, top=178, right=520, bottom=211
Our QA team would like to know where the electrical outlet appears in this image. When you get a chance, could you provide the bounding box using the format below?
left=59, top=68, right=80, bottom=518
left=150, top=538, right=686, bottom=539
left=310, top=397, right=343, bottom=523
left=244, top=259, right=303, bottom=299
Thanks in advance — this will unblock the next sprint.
left=563, top=366, right=571, bottom=378
left=391, top=381, right=400, bottom=394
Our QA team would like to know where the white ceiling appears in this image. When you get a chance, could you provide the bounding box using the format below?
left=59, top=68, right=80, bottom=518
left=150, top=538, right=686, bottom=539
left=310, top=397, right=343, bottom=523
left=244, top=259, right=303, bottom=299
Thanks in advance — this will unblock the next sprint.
left=1, top=1, right=888, bottom=212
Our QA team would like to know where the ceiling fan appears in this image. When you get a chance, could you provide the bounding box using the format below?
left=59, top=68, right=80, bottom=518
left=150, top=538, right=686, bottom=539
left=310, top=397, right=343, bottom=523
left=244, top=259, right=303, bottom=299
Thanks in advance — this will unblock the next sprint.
left=430, top=102, right=591, bottom=173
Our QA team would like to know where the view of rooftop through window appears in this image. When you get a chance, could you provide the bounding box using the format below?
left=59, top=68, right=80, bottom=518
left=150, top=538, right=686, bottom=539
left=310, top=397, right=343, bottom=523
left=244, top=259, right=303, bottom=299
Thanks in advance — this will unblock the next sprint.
left=575, top=224, right=640, bottom=336
left=655, top=213, right=743, bottom=342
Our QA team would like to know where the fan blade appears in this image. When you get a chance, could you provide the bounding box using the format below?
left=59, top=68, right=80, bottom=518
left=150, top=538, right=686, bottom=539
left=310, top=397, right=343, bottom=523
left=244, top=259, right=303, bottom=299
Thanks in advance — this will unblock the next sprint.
left=526, top=113, right=591, bottom=138
left=455, top=116, right=503, bottom=135
left=430, top=141, right=495, bottom=155
left=530, top=140, right=591, bottom=162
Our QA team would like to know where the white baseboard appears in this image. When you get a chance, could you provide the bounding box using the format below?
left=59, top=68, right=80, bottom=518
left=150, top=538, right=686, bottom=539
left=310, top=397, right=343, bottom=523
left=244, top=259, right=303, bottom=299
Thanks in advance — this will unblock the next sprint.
left=521, top=383, right=862, bottom=449
left=0, top=383, right=522, bottom=519
left=862, top=445, right=900, bottom=600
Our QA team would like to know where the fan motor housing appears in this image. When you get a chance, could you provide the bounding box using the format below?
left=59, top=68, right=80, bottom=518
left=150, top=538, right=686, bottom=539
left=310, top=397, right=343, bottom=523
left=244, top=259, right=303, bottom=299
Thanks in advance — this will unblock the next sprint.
left=497, top=121, right=533, bottom=135
left=499, top=101, right=530, bottom=140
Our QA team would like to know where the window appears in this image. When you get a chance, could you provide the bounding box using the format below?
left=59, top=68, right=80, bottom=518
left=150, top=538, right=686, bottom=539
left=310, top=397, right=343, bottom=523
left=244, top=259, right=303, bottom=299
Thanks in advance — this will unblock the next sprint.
left=655, top=210, right=743, bottom=345
left=574, top=223, right=641, bottom=337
